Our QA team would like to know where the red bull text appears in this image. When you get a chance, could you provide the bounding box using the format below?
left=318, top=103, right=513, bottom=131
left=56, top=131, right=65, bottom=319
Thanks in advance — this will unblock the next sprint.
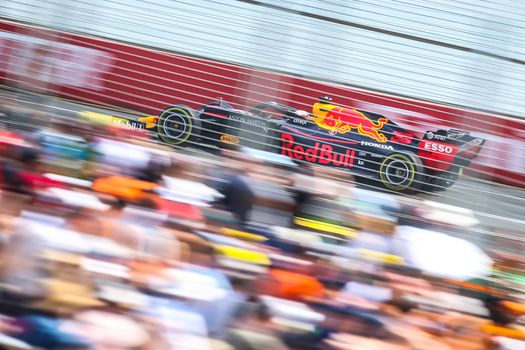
left=310, top=104, right=388, bottom=143
left=281, top=133, right=355, bottom=168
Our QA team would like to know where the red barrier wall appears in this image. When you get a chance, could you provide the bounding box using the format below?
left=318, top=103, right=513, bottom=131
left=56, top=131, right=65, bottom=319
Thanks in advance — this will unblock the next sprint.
left=0, top=20, right=523, bottom=186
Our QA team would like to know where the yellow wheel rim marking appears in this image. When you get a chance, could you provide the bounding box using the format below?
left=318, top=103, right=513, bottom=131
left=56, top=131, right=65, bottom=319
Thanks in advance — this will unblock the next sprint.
left=379, top=153, right=415, bottom=191
left=158, top=107, right=193, bottom=145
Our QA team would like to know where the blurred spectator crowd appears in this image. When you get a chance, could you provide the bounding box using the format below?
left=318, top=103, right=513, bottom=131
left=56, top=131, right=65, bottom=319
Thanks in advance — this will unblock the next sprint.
left=0, top=92, right=523, bottom=350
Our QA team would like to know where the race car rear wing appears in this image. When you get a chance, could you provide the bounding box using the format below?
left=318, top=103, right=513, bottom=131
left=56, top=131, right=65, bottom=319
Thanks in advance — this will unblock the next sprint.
left=420, top=128, right=485, bottom=169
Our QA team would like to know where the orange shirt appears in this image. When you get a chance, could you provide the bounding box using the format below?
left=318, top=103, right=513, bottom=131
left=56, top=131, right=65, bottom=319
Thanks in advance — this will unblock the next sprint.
left=92, top=176, right=157, bottom=203
left=268, top=269, right=324, bottom=300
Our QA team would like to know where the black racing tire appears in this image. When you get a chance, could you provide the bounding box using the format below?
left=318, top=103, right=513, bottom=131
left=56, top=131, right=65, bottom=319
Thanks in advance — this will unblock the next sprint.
left=379, top=153, right=425, bottom=192
left=157, top=105, right=200, bottom=146
left=425, top=166, right=461, bottom=192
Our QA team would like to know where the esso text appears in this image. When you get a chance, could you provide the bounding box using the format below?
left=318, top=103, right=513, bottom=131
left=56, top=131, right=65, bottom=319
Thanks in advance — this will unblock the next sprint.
left=424, top=142, right=453, bottom=154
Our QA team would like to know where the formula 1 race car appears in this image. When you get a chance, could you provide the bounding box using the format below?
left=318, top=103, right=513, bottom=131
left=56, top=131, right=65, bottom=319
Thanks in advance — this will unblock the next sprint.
left=151, top=96, right=485, bottom=192
left=89, top=97, right=485, bottom=192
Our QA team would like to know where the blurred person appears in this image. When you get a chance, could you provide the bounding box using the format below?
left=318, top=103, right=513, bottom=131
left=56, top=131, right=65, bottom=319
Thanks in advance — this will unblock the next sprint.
left=132, top=259, right=240, bottom=349
left=138, top=285, right=213, bottom=350
left=226, top=299, right=290, bottom=350
left=5, top=146, right=65, bottom=199
left=7, top=314, right=93, bottom=350
left=111, top=204, right=179, bottom=263
left=66, top=208, right=108, bottom=238
left=213, top=151, right=256, bottom=227
left=161, top=160, right=187, bottom=180
left=485, top=295, right=519, bottom=327
left=160, top=221, right=212, bottom=263
left=381, top=297, right=453, bottom=350
left=289, top=164, right=356, bottom=231
left=58, top=286, right=151, bottom=350
left=0, top=219, right=48, bottom=309
left=34, top=120, right=92, bottom=178
left=67, top=204, right=180, bottom=265
left=289, top=163, right=315, bottom=221
left=480, top=294, right=525, bottom=342
left=279, top=301, right=392, bottom=350
left=158, top=158, right=222, bottom=205
left=0, top=145, right=59, bottom=216
left=0, top=219, right=94, bottom=349
left=0, top=149, right=25, bottom=193
left=382, top=266, right=431, bottom=295
left=339, top=274, right=393, bottom=305
left=88, top=133, right=159, bottom=179
left=139, top=156, right=169, bottom=183
left=311, top=257, right=350, bottom=290
left=313, top=166, right=354, bottom=199
left=0, top=146, right=38, bottom=194
left=193, top=276, right=251, bottom=340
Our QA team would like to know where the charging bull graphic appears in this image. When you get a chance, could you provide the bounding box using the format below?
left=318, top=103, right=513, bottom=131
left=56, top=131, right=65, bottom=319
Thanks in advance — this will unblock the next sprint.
left=310, top=103, right=389, bottom=143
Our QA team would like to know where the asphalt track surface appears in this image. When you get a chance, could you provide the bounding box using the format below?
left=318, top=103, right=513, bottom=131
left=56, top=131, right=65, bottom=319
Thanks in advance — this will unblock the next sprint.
left=2, top=90, right=524, bottom=249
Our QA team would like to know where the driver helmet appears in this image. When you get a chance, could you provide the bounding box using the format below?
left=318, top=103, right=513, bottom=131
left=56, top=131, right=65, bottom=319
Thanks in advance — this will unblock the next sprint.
left=312, top=95, right=335, bottom=115
left=318, top=96, right=334, bottom=104
left=205, top=98, right=233, bottom=110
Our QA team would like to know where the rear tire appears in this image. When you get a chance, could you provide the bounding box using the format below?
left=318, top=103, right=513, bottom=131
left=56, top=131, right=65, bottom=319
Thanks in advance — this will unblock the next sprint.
left=379, top=153, right=425, bottom=192
left=157, top=105, right=200, bottom=146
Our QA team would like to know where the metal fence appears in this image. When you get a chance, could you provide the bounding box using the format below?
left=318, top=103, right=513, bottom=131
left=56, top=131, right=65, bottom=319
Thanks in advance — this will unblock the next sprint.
left=0, top=0, right=524, bottom=252
left=1, top=0, right=524, bottom=117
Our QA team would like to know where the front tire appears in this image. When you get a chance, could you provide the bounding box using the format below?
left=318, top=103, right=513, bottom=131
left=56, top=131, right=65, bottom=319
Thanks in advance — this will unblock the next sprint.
left=379, top=153, right=425, bottom=192
left=157, top=105, right=200, bottom=146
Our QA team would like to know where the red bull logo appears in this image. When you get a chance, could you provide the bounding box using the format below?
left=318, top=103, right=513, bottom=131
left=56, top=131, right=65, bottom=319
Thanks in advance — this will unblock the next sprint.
left=310, top=103, right=389, bottom=143
left=281, top=133, right=355, bottom=168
